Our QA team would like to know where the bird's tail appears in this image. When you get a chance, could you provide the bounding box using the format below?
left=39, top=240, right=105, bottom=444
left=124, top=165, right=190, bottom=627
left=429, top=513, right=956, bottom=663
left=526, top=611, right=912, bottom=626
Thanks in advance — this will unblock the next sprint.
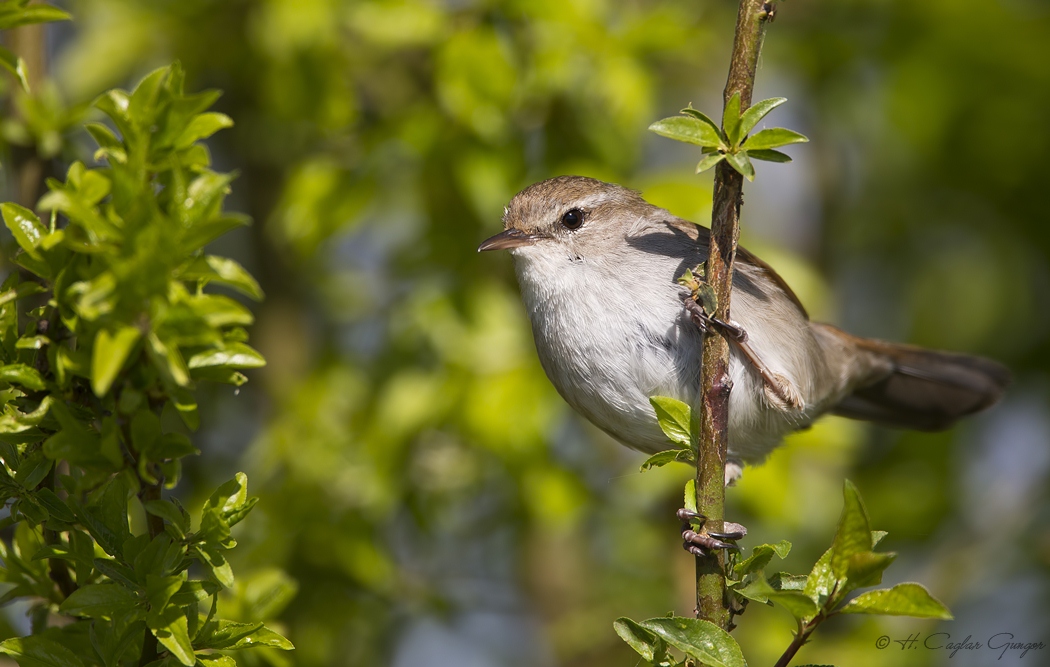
left=818, top=324, right=1011, bottom=431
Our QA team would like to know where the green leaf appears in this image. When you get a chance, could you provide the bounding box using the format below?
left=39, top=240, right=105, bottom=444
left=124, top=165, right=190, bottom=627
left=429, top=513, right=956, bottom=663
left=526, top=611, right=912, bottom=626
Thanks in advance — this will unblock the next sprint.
left=737, top=97, right=786, bottom=137
left=168, top=579, right=221, bottom=606
left=741, top=128, right=809, bottom=151
left=769, top=572, right=808, bottom=591
left=871, top=530, right=889, bottom=547
left=648, top=396, right=692, bottom=447
left=147, top=333, right=191, bottom=387
left=734, top=541, right=792, bottom=578
left=696, top=152, right=726, bottom=173
left=0, top=45, right=29, bottom=92
left=839, top=583, right=953, bottom=619
left=722, top=92, right=742, bottom=145
left=830, top=480, right=873, bottom=580
left=0, top=635, right=85, bottom=667
left=150, top=433, right=199, bottom=460
left=683, top=479, right=697, bottom=514
left=144, top=499, right=191, bottom=535
left=639, top=616, right=744, bottom=667
left=204, top=472, right=250, bottom=518
left=195, top=620, right=294, bottom=650
left=59, top=583, right=140, bottom=618
left=35, top=488, right=75, bottom=523
left=0, top=5, right=72, bottom=30
left=179, top=256, right=264, bottom=300
left=185, top=295, right=253, bottom=328
left=187, top=343, right=265, bottom=370
left=725, top=151, right=755, bottom=182
left=613, top=617, right=666, bottom=663
left=197, top=544, right=234, bottom=587
left=747, top=149, right=792, bottom=163
left=735, top=573, right=819, bottom=620
left=181, top=214, right=250, bottom=254
left=0, top=364, right=47, bottom=390
left=146, top=575, right=184, bottom=616
left=804, top=546, right=835, bottom=609
left=0, top=281, right=46, bottom=308
left=681, top=106, right=722, bottom=135
left=92, top=326, right=142, bottom=396
left=2, top=203, right=47, bottom=259
left=639, top=448, right=694, bottom=471
left=174, top=112, right=233, bottom=149
left=845, top=550, right=896, bottom=590
left=15, top=451, right=53, bottom=488
left=648, top=116, right=723, bottom=148
left=75, top=475, right=131, bottom=557
left=16, top=335, right=51, bottom=350
left=149, top=605, right=195, bottom=666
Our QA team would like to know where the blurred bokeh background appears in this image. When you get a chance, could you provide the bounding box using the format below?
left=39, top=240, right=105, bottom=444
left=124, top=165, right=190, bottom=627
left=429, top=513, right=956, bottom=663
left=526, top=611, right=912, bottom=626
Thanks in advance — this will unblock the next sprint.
left=1, top=0, right=1048, bottom=665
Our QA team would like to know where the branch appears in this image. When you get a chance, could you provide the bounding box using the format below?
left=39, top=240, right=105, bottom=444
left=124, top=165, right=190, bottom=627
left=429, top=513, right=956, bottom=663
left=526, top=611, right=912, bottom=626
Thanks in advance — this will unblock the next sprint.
left=693, top=0, right=775, bottom=626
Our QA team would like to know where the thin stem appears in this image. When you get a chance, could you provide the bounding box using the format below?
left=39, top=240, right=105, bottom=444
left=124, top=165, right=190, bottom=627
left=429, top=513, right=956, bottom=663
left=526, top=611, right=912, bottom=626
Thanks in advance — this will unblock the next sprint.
left=773, top=616, right=823, bottom=667
left=693, top=0, right=775, bottom=627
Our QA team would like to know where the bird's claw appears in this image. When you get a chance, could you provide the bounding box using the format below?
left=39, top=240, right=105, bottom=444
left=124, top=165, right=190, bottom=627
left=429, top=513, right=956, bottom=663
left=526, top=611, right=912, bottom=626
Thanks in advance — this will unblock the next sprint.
left=678, top=509, right=747, bottom=555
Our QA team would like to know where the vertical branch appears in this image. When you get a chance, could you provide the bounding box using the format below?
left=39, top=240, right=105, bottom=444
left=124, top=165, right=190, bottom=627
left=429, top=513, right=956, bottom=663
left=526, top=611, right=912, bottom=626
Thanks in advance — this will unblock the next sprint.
left=693, top=0, right=774, bottom=626
left=7, top=22, right=48, bottom=207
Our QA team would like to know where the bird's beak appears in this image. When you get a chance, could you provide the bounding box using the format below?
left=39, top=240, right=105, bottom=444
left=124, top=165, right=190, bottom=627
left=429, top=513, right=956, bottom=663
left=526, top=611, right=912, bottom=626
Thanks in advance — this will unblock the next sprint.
left=478, top=228, right=539, bottom=252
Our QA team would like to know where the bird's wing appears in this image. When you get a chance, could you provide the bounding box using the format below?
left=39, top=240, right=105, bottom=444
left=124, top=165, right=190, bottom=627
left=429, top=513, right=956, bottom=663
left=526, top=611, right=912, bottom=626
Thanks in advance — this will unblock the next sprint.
left=660, top=216, right=810, bottom=319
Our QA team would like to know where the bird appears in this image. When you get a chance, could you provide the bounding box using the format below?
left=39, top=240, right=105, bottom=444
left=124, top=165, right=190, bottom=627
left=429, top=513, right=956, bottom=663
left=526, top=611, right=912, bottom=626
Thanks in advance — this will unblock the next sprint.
left=479, top=175, right=1010, bottom=488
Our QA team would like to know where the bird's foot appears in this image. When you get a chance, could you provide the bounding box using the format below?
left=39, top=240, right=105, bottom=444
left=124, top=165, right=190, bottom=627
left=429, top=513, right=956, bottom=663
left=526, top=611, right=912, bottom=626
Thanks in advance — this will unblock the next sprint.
left=677, top=509, right=747, bottom=556
left=682, top=297, right=805, bottom=414
left=763, top=372, right=805, bottom=412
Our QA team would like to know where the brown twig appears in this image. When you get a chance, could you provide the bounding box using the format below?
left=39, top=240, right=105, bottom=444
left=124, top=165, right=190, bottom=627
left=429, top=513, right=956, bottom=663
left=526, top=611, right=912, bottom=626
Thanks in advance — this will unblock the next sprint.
left=692, top=0, right=776, bottom=627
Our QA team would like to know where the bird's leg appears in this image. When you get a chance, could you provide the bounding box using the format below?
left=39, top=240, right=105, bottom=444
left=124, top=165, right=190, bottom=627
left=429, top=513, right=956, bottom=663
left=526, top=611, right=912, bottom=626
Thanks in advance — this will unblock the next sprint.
left=682, top=296, right=804, bottom=412
left=677, top=508, right=747, bottom=556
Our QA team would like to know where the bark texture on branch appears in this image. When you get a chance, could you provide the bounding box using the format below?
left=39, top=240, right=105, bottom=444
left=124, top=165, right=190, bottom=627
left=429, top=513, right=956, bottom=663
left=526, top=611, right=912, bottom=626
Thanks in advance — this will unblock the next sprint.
left=693, top=0, right=773, bottom=627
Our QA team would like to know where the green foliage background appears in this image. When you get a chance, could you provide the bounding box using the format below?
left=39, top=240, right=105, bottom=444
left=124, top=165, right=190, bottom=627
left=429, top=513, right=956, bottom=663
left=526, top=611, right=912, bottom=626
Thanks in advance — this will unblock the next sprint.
left=1, top=0, right=1048, bottom=665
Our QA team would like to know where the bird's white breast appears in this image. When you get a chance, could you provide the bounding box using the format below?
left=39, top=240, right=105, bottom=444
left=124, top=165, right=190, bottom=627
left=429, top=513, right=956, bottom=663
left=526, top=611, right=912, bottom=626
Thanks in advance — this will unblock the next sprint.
left=510, top=241, right=812, bottom=463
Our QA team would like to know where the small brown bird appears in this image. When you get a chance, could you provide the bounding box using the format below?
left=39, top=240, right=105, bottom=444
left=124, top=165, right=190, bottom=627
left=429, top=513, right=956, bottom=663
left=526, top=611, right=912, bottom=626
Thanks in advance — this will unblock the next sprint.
left=480, top=176, right=1010, bottom=486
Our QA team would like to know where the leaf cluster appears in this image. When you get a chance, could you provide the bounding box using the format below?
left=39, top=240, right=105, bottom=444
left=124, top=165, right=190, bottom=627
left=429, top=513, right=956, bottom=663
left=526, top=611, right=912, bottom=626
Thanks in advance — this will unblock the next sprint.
left=615, top=481, right=951, bottom=666
left=0, top=63, right=291, bottom=666
left=729, top=481, right=952, bottom=628
left=648, top=94, right=808, bottom=182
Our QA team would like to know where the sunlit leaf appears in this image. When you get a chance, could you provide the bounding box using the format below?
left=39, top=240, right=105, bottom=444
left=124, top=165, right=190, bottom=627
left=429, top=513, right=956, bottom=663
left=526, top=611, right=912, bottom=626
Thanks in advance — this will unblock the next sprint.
left=831, top=480, right=873, bottom=580
left=639, top=616, right=744, bottom=667
left=613, top=618, right=667, bottom=663
left=0, top=5, right=72, bottom=30
left=722, top=92, right=742, bottom=145
left=649, top=116, right=723, bottom=148
left=174, top=112, right=233, bottom=149
left=696, top=152, right=726, bottom=173
left=639, top=448, right=694, bottom=471
left=0, top=364, right=46, bottom=391
left=737, top=97, right=786, bottom=137
left=2, top=203, right=47, bottom=259
left=741, top=128, right=809, bottom=151
left=839, top=583, right=953, bottom=619
left=0, top=45, right=28, bottom=92
left=92, top=326, right=142, bottom=396
left=725, top=151, right=755, bottom=181
left=648, top=396, right=692, bottom=447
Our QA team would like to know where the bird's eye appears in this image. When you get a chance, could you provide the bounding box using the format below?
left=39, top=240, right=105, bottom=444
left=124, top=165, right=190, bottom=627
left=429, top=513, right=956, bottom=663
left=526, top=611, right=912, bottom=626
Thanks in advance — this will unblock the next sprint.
left=561, top=208, right=584, bottom=230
